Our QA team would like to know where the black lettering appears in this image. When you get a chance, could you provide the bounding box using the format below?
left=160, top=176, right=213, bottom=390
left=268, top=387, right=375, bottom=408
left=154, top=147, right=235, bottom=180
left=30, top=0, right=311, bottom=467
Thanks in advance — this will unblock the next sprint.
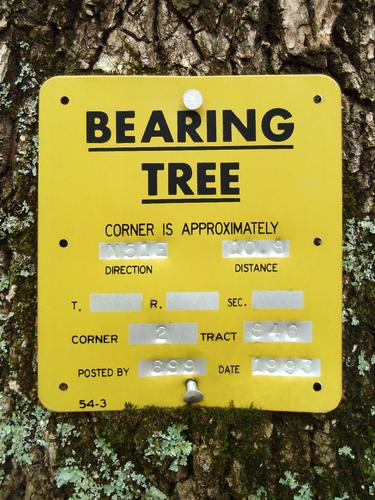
left=142, top=163, right=164, bottom=196
left=223, top=109, right=256, bottom=142
left=224, top=332, right=237, bottom=341
left=116, top=368, right=129, bottom=376
left=206, top=222, right=214, bottom=234
left=197, top=163, right=216, bottom=195
left=218, top=364, right=240, bottom=374
left=141, top=111, right=173, bottom=142
left=116, top=111, right=135, bottom=143
left=221, top=163, right=239, bottom=195
left=177, top=111, right=203, bottom=142
left=206, top=110, right=217, bottom=142
left=262, top=108, right=294, bottom=142
left=163, top=222, right=173, bottom=236
left=168, top=163, right=194, bottom=195
left=86, top=111, right=111, bottom=143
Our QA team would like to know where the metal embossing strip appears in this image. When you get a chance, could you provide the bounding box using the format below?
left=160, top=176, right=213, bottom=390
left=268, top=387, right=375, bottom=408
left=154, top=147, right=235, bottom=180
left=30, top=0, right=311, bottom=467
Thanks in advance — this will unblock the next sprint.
left=166, top=292, right=219, bottom=311
left=252, top=357, right=320, bottom=377
left=244, top=321, right=312, bottom=343
left=139, top=358, right=207, bottom=377
left=90, top=293, right=142, bottom=312
left=129, top=323, right=198, bottom=344
left=99, top=242, right=168, bottom=260
left=222, top=240, right=290, bottom=258
left=252, top=290, right=304, bottom=309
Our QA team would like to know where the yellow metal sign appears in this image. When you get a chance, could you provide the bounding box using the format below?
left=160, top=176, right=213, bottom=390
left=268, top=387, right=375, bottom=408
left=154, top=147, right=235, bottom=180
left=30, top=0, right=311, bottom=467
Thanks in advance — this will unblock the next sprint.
left=38, top=75, right=342, bottom=412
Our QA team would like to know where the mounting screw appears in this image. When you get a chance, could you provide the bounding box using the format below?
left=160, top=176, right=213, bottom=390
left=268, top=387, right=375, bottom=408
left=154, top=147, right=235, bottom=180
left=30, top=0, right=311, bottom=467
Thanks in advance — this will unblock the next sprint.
left=183, top=379, right=203, bottom=403
left=183, top=89, right=203, bottom=110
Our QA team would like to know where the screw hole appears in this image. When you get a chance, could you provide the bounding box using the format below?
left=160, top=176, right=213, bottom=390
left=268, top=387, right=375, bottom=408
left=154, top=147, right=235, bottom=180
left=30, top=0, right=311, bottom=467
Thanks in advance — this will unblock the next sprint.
left=313, top=95, right=322, bottom=104
left=59, top=382, right=68, bottom=391
left=60, top=96, right=69, bottom=105
left=59, top=239, right=68, bottom=248
left=313, top=237, right=323, bottom=246
left=313, top=382, right=322, bottom=392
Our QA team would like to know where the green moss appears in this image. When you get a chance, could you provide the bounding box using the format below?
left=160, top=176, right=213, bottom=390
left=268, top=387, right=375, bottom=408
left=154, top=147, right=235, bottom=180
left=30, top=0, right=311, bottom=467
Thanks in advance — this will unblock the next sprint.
left=343, top=216, right=375, bottom=290
left=54, top=427, right=190, bottom=498
left=0, top=394, right=50, bottom=474
left=279, top=471, right=313, bottom=499
left=0, top=83, right=11, bottom=110
left=144, top=424, right=192, bottom=472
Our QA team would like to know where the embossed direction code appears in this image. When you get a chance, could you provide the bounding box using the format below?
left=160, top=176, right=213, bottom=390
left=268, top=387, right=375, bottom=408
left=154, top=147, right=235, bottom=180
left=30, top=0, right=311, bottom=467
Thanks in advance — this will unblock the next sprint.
left=38, top=75, right=342, bottom=412
left=99, top=242, right=168, bottom=260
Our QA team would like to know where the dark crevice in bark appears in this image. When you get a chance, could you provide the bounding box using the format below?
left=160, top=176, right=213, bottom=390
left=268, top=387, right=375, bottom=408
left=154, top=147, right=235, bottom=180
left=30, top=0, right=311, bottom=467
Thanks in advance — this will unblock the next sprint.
left=327, top=52, right=374, bottom=110
left=305, top=0, right=321, bottom=40
left=261, top=0, right=282, bottom=45
left=256, top=0, right=283, bottom=72
left=152, top=0, right=169, bottom=74
left=227, top=40, right=239, bottom=75
left=88, top=5, right=126, bottom=71
left=212, top=0, right=228, bottom=33
left=331, top=2, right=362, bottom=72
left=165, top=0, right=205, bottom=62
left=120, top=26, right=151, bottom=44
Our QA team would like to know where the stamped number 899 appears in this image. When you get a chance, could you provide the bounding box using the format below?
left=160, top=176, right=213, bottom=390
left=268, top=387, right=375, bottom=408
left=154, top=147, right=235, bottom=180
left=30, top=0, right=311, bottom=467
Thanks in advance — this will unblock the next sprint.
left=152, top=359, right=195, bottom=375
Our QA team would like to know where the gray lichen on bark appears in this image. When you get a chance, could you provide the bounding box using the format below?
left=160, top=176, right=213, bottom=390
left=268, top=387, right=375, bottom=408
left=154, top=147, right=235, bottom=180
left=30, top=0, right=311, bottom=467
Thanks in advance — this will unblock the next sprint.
left=0, top=0, right=374, bottom=498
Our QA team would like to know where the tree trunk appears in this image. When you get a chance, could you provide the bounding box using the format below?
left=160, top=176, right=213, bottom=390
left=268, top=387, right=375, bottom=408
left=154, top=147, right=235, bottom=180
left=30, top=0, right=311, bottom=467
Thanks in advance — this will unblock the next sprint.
left=0, top=0, right=374, bottom=498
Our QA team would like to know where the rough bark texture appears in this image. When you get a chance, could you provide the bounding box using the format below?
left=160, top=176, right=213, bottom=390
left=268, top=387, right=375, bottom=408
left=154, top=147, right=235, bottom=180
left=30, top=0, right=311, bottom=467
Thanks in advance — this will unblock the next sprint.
left=0, top=0, right=374, bottom=498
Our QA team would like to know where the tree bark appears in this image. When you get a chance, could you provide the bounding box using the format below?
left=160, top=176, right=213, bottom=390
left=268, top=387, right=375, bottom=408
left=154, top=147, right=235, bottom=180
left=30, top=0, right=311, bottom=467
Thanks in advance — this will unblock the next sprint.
left=0, top=0, right=374, bottom=498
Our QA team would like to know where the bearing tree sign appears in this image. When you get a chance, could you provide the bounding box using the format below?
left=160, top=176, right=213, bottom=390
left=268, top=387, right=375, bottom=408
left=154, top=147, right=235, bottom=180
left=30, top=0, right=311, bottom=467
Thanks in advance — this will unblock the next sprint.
left=38, top=75, right=342, bottom=412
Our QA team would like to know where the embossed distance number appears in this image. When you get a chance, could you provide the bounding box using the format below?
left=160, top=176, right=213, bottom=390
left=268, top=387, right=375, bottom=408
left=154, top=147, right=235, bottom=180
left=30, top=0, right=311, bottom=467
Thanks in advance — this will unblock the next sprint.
left=252, top=357, right=320, bottom=377
left=222, top=239, right=289, bottom=258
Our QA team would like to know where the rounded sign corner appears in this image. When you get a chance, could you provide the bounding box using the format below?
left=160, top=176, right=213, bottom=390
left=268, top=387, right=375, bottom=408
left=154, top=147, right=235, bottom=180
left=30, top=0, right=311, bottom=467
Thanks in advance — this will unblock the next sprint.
left=320, top=391, right=343, bottom=414
left=315, top=74, right=342, bottom=98
left=39, top=75, right=64, bottom=95
left=37, top=392, right=61, bottom=413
